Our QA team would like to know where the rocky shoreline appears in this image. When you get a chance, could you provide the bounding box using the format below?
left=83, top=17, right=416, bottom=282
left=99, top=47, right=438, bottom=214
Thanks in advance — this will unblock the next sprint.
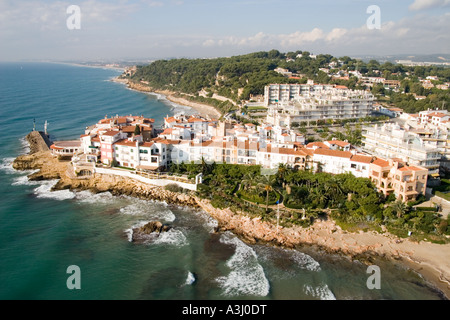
left=12, top=131, right=450, bottom=299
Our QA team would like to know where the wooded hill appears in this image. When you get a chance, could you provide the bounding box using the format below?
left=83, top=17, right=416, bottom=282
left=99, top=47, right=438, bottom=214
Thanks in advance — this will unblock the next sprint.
left=125, top=50, right=450, bottom=115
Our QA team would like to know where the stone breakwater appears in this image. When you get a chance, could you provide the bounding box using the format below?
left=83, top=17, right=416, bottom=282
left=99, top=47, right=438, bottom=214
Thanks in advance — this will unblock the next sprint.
left=12, top=131, right=450, bottom=298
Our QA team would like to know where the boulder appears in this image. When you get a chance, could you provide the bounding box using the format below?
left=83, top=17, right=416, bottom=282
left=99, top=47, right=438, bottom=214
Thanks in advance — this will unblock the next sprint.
left=134, top=221, right=171, bottom=236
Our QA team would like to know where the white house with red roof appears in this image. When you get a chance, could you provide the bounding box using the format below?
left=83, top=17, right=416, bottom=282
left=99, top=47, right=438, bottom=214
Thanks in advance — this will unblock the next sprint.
left=324, top=139, right=351, bottom=151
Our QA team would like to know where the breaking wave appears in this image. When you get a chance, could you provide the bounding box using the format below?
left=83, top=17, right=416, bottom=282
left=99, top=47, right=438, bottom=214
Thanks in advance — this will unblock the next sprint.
left=304, top=284, right=336, bottom=300
left=153, top=228, right=188, bottom=247
left=0, top=158, right=17, bottom=174
left=33, top=180, right=76, bottom=201
left=119, top=201, right=176, bottom=222
left=290, top=250, right=321, bottom=272
left=216, top=232, right=270, bottom=297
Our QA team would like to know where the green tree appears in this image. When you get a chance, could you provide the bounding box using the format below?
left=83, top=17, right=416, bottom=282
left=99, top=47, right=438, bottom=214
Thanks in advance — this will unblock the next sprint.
left=391, top=200, right=408, bottom=219
left=257, top=174, right=277, bottom=213
left=134, top=124, right=141, bottom=136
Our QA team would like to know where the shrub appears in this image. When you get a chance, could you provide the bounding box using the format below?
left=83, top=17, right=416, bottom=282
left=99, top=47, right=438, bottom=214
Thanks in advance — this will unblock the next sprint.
left=165, top=183, right=184, bottom=193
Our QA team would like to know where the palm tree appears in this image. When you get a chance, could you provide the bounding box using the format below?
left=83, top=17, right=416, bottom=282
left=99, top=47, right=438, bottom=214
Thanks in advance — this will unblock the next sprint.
left=242, top=171, right=255, bottom=192
left=391, top=200, right=408, bottom=219
left=277, top=163, right=288, bottom=188
left=257, top=174, right=276, bottom=213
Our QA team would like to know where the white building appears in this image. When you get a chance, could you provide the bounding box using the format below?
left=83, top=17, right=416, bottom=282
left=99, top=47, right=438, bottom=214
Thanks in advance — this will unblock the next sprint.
left=264, top=84, right=374, bottom=126
left=362, top=123, right=441, bottom=176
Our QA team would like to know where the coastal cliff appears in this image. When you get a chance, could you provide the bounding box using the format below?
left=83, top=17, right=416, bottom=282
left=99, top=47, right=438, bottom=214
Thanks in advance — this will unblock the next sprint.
left=11, top=132, right=450, bottom=298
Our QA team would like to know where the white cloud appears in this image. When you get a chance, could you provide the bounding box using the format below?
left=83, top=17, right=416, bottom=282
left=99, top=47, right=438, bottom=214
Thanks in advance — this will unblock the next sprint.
left=200, top=12, right=450, bottom=56
left=409, top=0, right=450, bottom=10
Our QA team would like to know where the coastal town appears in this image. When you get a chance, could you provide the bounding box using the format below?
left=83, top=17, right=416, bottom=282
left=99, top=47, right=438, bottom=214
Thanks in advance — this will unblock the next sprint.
left=10, top=69, right=450, bottom=301
left=11, top=52, right=450, bottom=300
left=48, top=80, right=450, bottom=206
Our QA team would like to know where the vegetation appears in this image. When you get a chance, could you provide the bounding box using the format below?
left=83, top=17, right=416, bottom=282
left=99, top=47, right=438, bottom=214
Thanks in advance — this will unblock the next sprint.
left=168, top=161, right=450, bottom=241
left=123, top=50, right=450, bottom=116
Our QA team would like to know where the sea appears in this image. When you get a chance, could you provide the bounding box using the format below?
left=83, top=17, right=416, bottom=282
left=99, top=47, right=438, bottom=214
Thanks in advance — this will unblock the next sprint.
left=0, top=62, right=445, bottom=301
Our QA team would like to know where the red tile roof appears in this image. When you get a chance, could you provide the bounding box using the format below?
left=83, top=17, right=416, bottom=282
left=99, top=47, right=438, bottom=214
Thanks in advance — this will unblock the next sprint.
left=306, top=142, right=329, bottom=149
left=350, top=154, right=373, bottom=164
left=372, top=158, right=390, bottom=167
left=314, top=148, right=352, bottom=158
left=327, top=140, right=350, bottom=147
left=101, top=130, right=120, bottom=137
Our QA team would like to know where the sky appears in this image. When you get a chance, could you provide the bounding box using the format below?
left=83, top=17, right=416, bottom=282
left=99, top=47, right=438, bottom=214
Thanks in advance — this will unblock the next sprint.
left=0, top=0, right=449, bottom=61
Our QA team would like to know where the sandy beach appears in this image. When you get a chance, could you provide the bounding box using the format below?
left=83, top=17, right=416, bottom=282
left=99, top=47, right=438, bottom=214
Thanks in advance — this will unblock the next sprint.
left=288, top=218, right=450, bottom=298
left=111, top=77, right=221, bottom=119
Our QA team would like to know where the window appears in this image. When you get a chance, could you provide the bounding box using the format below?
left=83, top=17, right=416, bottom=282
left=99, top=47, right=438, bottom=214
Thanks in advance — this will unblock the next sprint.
left=351, top=164, right=357, bottom=169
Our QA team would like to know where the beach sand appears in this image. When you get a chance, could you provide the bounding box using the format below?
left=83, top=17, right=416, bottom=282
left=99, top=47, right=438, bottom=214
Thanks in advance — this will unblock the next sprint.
left=285, top=218, right=450, bottom=298
left=111, top=77, right=221, bottom=119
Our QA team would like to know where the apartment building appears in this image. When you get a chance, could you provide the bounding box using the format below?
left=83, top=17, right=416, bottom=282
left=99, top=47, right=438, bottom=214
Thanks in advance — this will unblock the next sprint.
left=362, top=123, right=441, bottom=176
left=264, top=84, right=374, bottom=127
left=369, top=158, right=428, bottom=202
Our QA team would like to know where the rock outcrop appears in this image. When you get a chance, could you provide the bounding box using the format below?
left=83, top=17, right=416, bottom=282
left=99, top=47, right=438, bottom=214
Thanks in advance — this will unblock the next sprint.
left=131, top=221, right=172, bottom=243
left=27, top=131, right=52, bottom=154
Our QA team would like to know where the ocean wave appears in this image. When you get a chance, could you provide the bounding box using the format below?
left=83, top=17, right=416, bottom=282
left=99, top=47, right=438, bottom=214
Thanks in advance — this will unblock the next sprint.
left=153, top=228, right=188, bottom=247
left=0, top=158, right=17, bottom=174
left=192, top=209, right=219, bottom=233
left=304, top=284, right=336, bottom=300
left=33, top=180, right=76, bottom=201
left=216, top=232, right=270, bottom=297
left=290, top=250, right=321, bottom=272
left=11, top=175, right=41, bottom=186
left=19, top=137, right=30, bottom=154
left=119, top=202, right=176, bottom=222
left=74, top=190, right=117, bottom=204
left=149, top=93, right=195, bottom=116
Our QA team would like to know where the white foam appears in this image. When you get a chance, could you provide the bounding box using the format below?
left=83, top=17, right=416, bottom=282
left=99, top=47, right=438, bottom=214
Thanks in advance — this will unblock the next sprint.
left=149, top=92, right=195, bottom=116
left=184, top=271, right=196, bottom=286
left=0, top=158, right=17, bottom=174
left=216, top=232, right=270, bottom=297
left=290, top=250, right=321, bottom=272
left=153, top=228, right=188, bottom=247
left=124, top=228, right=133, bottom=242
left=19, top=137, right=30, bottom=154
left=304, top=284, right=336, bottom=300
left=119, top=202, right=176, bottom=222
left=75, top=190, right=116, bottom=204
left=33, top=180, right=76, bottom=200
left=12, top=175, right=41, bottom=186
left=192, top=209, right=218, bottom=233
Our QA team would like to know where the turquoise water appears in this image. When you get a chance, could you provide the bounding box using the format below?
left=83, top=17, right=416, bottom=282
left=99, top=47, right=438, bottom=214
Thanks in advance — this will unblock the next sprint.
left=0, top=62, right=445, bottom=300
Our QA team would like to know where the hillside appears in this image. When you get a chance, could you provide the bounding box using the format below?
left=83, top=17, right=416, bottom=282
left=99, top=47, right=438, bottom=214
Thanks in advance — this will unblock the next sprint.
left=119, top=50, right=450, bottom=115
